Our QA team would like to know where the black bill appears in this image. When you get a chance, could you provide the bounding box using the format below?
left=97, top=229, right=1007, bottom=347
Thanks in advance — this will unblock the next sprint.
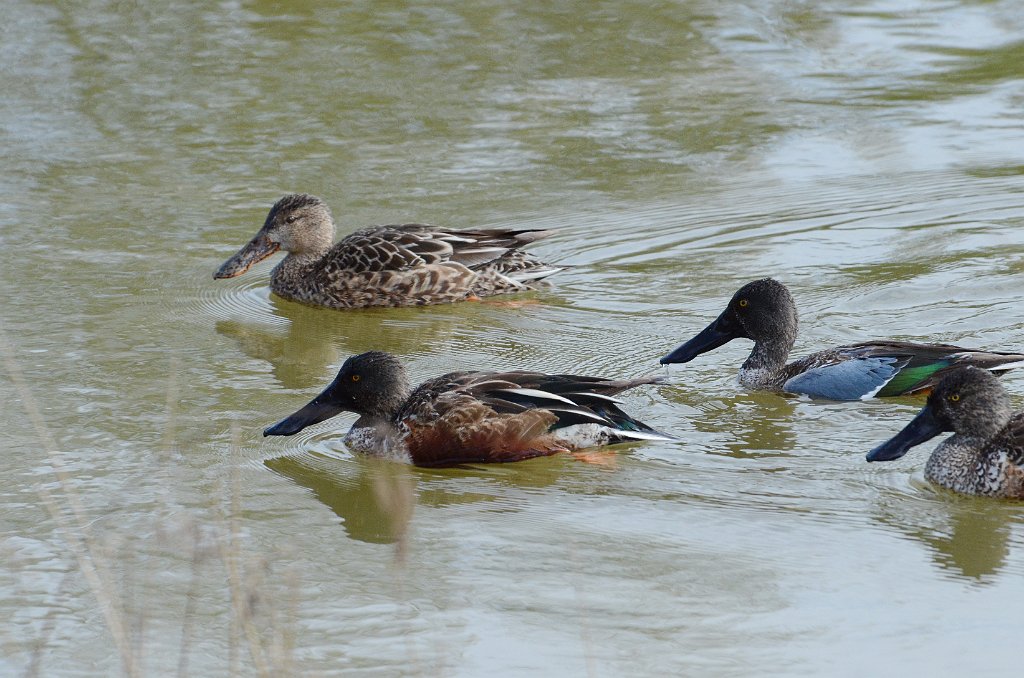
left=660, top=309, right=740, bottom=365
left=866, top=404, right=946, bottom=462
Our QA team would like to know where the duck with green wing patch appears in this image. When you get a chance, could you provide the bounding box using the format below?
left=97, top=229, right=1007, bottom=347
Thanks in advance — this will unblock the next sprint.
left=660, top=278, right=1024, bottom=400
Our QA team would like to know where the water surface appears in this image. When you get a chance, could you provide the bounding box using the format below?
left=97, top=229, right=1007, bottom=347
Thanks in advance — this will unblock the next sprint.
left=3, top=0, right=1024, bottom=675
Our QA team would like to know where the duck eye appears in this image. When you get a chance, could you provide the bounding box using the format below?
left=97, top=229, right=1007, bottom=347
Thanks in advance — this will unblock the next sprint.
left=285, top=214, right=298, bottom=224
left=948, top=393, right=959, bottom=402
left=738, top=299, right=749, bottom=308
left=351, top=374, right=361, bottom=383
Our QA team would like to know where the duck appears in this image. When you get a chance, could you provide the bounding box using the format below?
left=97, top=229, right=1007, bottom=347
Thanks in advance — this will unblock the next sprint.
left=263, top=351, right=671, bottom=467
left=214, top=194, right=561, bottom=309
left=867, top=367, right=1024, bottom=498
left=659, top=278, right=1024, bottom=400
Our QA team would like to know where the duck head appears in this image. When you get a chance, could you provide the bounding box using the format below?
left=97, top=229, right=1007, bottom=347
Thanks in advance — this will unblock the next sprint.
left=660, top=278, right=798, bottom=365
left=264, top=351, right=411, bottom=436
left=867, top=367, right=1012, bottom=462
left=214, top=194, right=335, bottom=279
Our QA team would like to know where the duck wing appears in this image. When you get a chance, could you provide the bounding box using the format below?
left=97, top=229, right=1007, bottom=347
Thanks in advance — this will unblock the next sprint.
left=998, top=412, right=1024, bottom=467
left=451, top=371, right=667, bottom=436
left=782, top=355, right=909, bottom=400
left=396, top=371, right=561, bottom=466
left=844, top=341, right=1024, bottom=397
left=322, top=225, right=452, bottom=272
left=396, top=371, right=667, bottom=466
left=783, top=341, right=1024, bottom=400
left=431, top=228, right=553, bottom=270
left=325, top=225, right=552, bottom=273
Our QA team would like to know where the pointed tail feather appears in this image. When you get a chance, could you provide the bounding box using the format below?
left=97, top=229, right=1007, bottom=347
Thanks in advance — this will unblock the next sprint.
left=505, top=265, right=565, bottom=283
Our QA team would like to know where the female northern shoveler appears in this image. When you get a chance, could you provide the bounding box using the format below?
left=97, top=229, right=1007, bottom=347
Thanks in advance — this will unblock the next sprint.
left=263, top=351, right=670, bottom=467
left=660, top=278, right=1024, bottom=400
left=214, top=194, right=561, bottom=309
left=867, top=367, right=1024, bottom=498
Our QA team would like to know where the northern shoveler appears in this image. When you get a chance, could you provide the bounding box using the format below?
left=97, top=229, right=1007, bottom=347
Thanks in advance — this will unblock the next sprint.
left=867, top=367, right=1024, bottom=498
left=660, top=278, right=1024, bottom=400
left=263, top=351, right=670, bottom=467
left=214, top=194, right=561, bottom=309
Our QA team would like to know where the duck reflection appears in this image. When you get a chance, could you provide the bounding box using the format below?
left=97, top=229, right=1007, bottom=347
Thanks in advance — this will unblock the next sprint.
left=669, top=389, right=798, bottom=458
left=216, top=314, right=341, bottom=389
left=217, top=294, right=466, bottom=389
left=265, top=454, right=417, bottom=545
left=265, top=448, right=582, bottom=546
left=924, top=507, right=1011, bottom=580
left=874, top=496, right=1024, bottom=582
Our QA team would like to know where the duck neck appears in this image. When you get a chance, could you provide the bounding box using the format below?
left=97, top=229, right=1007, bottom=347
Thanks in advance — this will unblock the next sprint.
left=740, top=336, right=793, bottom=387
left=352, top=413, right=393, bottom=431
left=270, top=252, right=323, bottom=300
left=359, top=384, right=412, bottom=429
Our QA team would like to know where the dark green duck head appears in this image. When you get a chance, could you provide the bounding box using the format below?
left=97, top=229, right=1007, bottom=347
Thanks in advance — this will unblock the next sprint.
left=214, top=194, right=335, bottom=279
left=660, top=278, right=798, bottom=365
left=264, top=351, right=410, bottom=436
left=867, top=367, right=1013, bottom=462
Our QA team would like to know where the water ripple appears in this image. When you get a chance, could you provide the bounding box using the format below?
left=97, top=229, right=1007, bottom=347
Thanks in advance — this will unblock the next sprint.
left=187, top=273, right=286, bottom=328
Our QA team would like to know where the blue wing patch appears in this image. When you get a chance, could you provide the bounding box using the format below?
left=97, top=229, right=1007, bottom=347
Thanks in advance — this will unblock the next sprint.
left=782, top=356, right=905, bottom=400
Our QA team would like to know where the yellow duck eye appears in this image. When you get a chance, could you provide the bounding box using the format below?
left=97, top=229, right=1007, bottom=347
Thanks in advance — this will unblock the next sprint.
left=738, top=299, right=749, bottom=308
left=949, top=393, right=959, bottom=402
left=351, top=374, right=361, bottom=382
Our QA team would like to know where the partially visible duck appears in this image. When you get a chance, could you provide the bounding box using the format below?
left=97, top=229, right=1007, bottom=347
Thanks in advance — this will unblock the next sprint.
left=660, top=278, right=1024, bottom=400
left=214, top=194, right=561, bottom=309
left=264, top=351, right=670, bottom=467
left=867, top=367, right=1024, bottom=498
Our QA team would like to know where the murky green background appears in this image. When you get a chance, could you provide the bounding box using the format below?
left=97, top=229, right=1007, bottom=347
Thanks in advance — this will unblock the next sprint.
left=3, top=0, right=1024, bottom=675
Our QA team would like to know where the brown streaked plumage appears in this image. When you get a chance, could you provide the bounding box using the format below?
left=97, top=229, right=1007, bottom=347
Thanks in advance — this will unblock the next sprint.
left=263, top=351, right=671, bottom=467
left=214, top=194, right=561, bottom=309
left=868, top=367, right=1024, bottom=498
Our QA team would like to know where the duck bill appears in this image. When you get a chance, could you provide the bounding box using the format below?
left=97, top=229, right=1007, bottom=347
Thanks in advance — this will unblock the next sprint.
left=263, top=373, right=354, bottom=436
left=263, top=396, right=346, bottom=437
left=660, top=310, right=739, bottom=364
left=866, top=405, right=945, bottom=462
left=214, top=235, right=280, bottom=279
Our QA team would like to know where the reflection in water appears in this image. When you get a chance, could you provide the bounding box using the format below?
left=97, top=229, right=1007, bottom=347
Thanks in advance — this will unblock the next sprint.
left=265, top=454, right=416, bottom=545
left=667, top=388, right=798, bottom=458
left=874, top=495, right=1023, bottom=582
left=215, top=292, right=466, bottom=388
left=720, top=392, right=798, bottom=458
left=216, top=317, right=342, bottom=389
left=264, top=448, right=612, bottom=544
left=9, top=0, right=1024, bottom=673
left=927, top=509, right=1011, bottom=581
left=879, top=40, right=1024, bottom=102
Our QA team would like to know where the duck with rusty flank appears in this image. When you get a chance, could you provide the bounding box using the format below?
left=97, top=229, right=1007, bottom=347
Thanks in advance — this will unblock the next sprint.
left=214, top=194, right=561, bottom=308
left=264, top=351, right=671, bottom=467
left=660, top=278, right=1024, bottom=400
left=867, top=367, right=1024, bottom=498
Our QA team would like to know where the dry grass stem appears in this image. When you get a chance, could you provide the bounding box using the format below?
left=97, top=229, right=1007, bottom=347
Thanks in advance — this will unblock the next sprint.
left=0, top=325, right=139, bottom=677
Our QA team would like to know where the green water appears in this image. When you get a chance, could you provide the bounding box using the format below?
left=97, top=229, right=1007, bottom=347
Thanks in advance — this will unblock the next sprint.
left=3, top=0, right=1024, bottom=675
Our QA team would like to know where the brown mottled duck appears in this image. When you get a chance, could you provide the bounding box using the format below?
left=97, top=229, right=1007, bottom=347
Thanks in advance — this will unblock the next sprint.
left=215, top=194, right=561, bottom=309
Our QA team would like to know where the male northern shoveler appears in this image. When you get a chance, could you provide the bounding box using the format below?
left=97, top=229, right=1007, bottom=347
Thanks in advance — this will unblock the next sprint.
left=660, top=278, right=1024, bottom=400
left=263, top=351, right=670, bottom=467
left=867, top=367, right=1024, bottom=498
left=214, top=194, right=561, bottom=309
